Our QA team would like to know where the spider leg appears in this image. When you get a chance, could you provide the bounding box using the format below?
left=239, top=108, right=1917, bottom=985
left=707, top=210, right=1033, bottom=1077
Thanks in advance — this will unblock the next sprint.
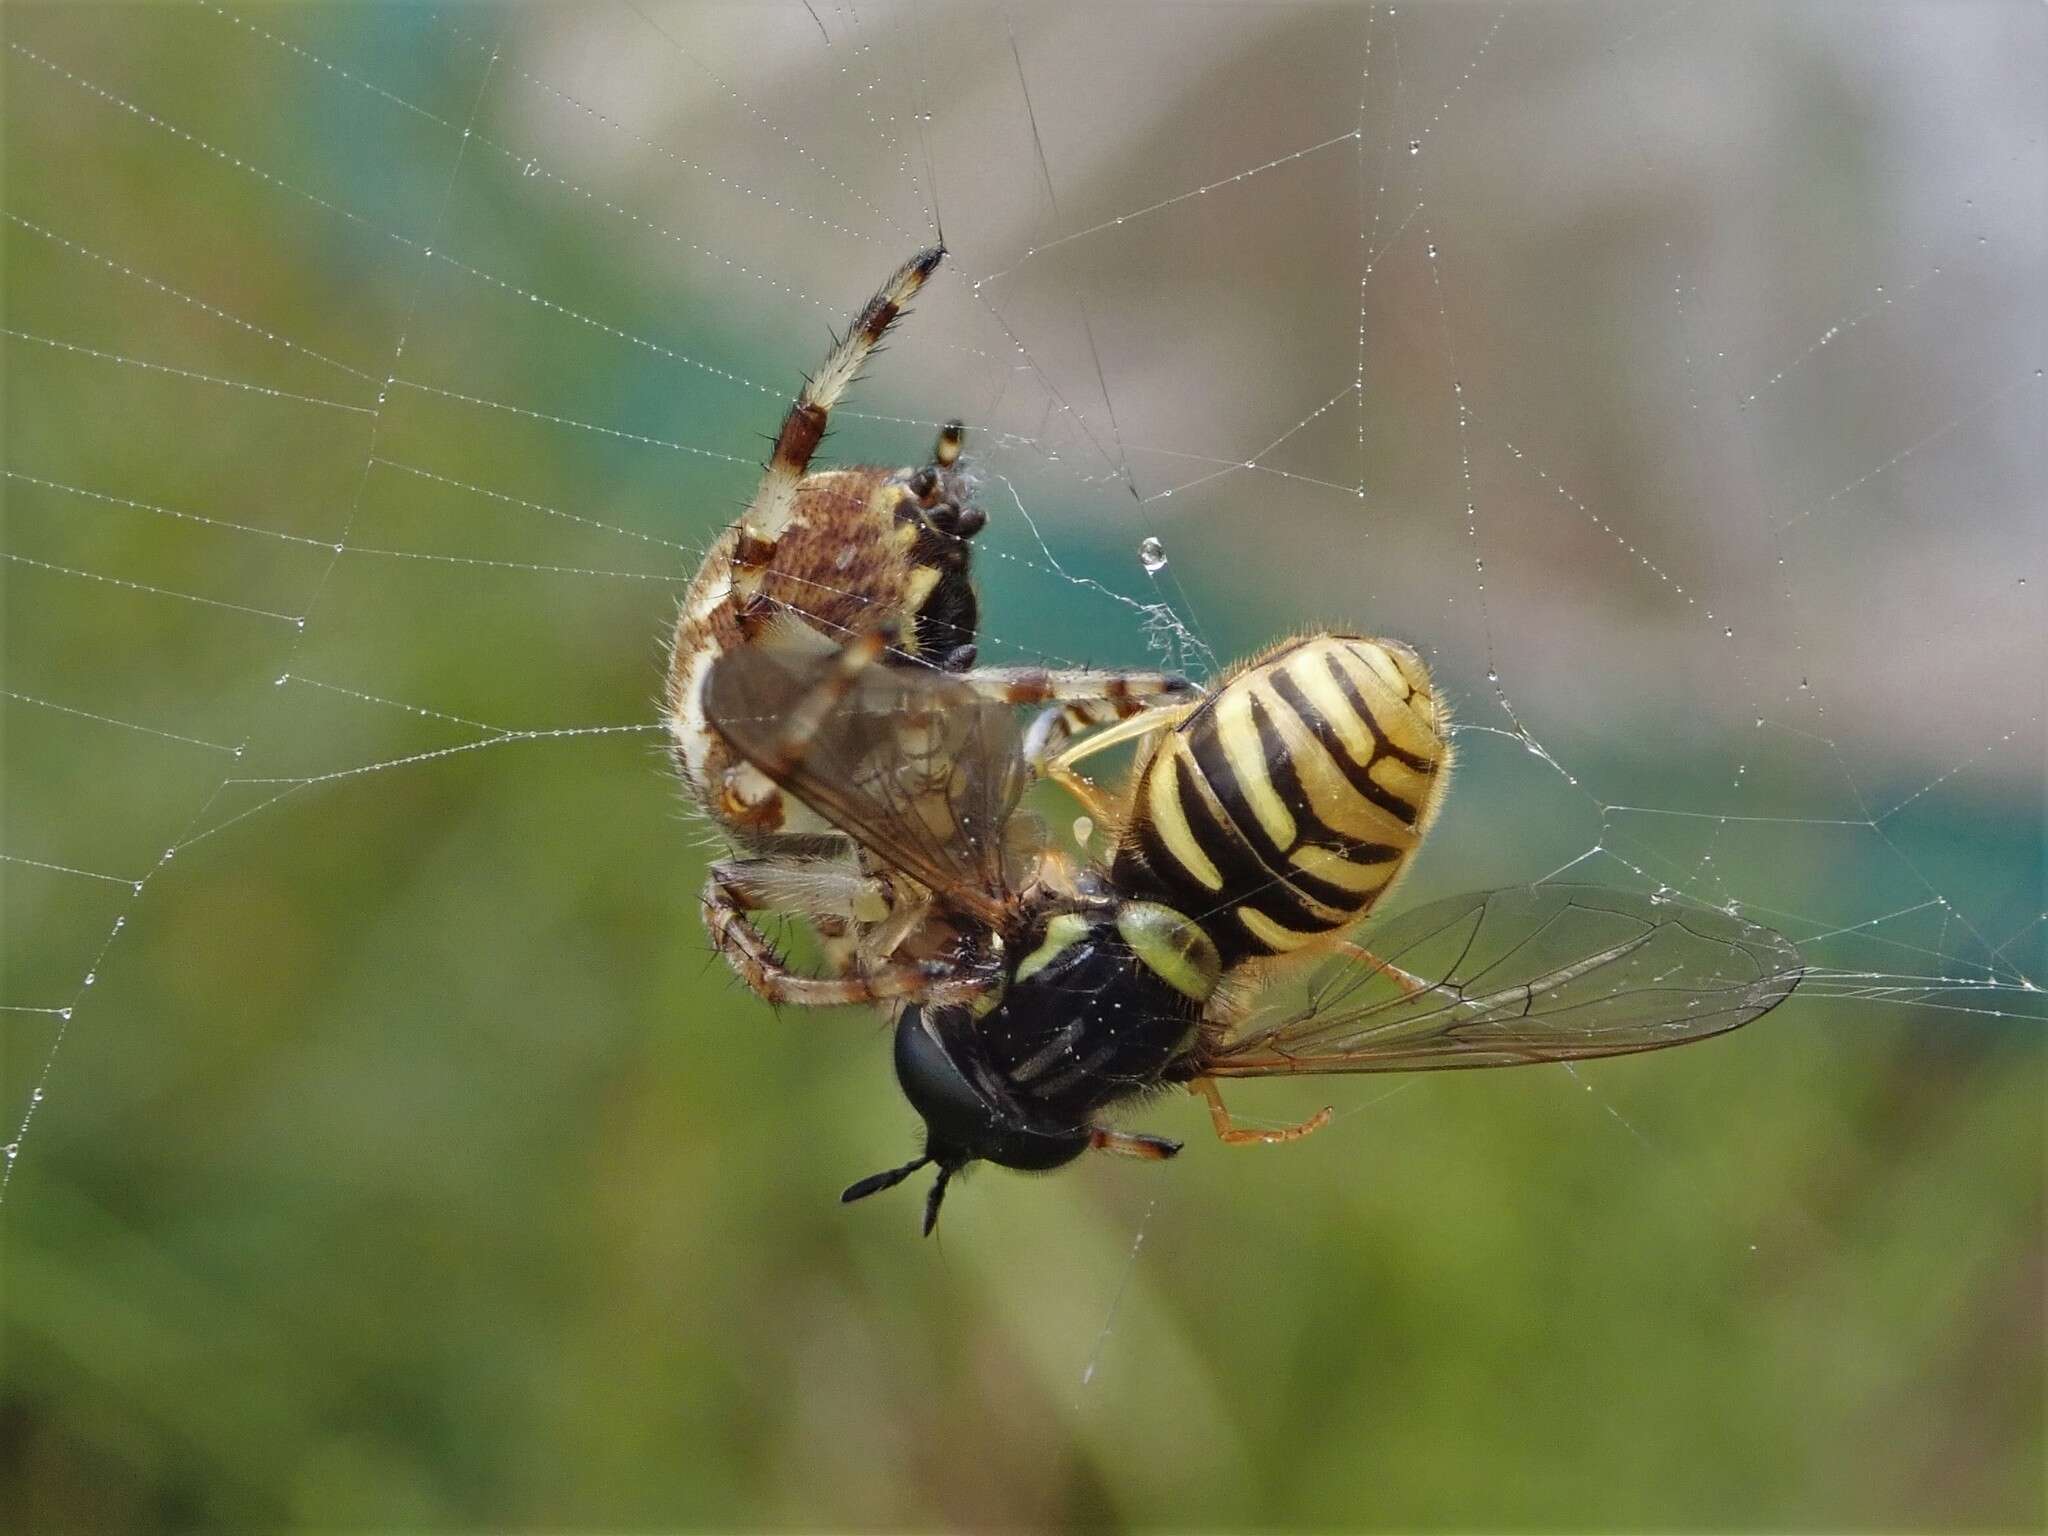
left=702, top=859, right=991, bottom=1010
left=731, top=246, right=945, bottom=617
left=958, top=665, right=1198, bottom=722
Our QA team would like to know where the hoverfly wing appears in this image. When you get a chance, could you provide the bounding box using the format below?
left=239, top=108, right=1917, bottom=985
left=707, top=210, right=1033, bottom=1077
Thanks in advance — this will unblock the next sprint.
left=1203, top=884, right=1802, bottom=1076
left=702, top=631, right=1039, bottom=926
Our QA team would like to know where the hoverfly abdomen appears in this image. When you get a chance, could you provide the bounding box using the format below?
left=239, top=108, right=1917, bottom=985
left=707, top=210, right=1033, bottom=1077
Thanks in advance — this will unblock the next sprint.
left=1112, top=634, right=1451, bottom=965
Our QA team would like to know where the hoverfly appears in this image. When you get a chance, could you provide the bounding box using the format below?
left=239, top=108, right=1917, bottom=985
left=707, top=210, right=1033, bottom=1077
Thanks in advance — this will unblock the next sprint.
left=703, top=625, right=1803, bottom=1234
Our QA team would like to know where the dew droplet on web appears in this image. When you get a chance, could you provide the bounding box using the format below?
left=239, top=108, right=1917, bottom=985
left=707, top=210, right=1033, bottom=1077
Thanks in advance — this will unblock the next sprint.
left=1408, top=139, right=1421, bottom=155
left=1138, top=536, right=1168, bottom=574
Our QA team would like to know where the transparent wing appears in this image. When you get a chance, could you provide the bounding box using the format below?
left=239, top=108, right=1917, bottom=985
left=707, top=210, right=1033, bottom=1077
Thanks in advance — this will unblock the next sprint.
left=702, top=639, right=1038, bottom=927
left=1204, top=884, right=1803, bottom=1076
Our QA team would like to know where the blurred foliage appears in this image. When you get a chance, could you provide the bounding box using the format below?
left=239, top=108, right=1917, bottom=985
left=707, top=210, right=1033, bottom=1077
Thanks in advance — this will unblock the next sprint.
left=2, top=4, right=2042, bottom=1532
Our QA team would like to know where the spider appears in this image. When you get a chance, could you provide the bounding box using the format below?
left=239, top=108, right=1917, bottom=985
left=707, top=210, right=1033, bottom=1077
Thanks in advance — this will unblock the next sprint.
left=666, top=246, right=1199, bottom=1014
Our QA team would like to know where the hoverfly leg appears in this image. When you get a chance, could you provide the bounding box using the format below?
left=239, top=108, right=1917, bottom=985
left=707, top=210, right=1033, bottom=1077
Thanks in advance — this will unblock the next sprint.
left=1334, top=941, right=1435, bottom=1000
left=1190, top=1077, right=1333, bottom=1147
left=1088, top=1127, right=1183, bottom=1161
left=1025, top=699, right=1197, bottom=827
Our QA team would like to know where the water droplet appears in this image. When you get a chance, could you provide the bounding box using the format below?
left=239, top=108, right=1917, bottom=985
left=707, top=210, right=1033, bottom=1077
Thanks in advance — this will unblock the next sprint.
left=1723, top=626, right=1734, bottom=638
left=1408, top=139, right=1421, bottom=156
left=1138, top=536, right=1168, bottom=573
left=1426, top=243, right=1439, bottom=259
left=83, top=972, right=96, bottom=987
left=522, top=159, right=540, bottom=178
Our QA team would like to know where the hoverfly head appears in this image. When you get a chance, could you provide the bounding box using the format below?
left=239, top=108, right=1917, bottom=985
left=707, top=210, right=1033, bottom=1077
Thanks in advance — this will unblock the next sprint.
left=837, top=1006, right=1090, bottom=1235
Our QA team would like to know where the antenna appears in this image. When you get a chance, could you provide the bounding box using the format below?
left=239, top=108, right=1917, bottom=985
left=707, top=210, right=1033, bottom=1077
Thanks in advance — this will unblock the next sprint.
left=839, top=1155, right=930, bottom=1204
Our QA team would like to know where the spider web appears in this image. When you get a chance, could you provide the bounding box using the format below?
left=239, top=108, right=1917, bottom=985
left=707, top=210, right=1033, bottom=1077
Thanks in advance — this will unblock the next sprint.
left=2, top=2, right=2041, bottom=1526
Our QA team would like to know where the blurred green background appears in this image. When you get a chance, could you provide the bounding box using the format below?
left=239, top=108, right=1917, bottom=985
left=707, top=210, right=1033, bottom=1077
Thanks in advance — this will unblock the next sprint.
left=3, top=3, right=2042, bottom=1530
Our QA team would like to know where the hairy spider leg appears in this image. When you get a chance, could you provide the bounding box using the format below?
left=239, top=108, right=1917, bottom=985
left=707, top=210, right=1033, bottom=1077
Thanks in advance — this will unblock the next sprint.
left=730, top=245, right=946, bottom=616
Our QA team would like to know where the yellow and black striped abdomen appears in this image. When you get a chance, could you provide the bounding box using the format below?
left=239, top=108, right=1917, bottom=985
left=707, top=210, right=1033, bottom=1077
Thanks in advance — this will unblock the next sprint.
left=1112, top=633, right=1449, bottom=963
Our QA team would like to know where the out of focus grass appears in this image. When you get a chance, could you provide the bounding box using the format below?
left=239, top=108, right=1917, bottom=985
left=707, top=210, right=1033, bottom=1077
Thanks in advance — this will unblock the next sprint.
left=3, top=4, right=2042, bottom=1531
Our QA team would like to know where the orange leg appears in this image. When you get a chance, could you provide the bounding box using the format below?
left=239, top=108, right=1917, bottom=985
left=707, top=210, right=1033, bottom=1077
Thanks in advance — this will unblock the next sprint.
left=1190, top=1077, right=1333, bottom=1146
left=1335, top=941, right=1434, bottom=999
left=1089, top=1127, right=1182, bottom=1161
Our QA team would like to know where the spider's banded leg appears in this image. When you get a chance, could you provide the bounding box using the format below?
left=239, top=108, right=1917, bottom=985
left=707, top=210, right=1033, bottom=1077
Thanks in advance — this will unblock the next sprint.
left=705, top=855, right=873, bottom=991
left=1189, top=1076, right=1333, bottom=1147
left=702, top=862, right=992, bottom=1010
left=957, top=665, right=1198, bottom=721
left=858, top=888, right=932, bottom=967
left=708, top=854, right=891, bottom=928
left=732, top=246, right=945, bottom=614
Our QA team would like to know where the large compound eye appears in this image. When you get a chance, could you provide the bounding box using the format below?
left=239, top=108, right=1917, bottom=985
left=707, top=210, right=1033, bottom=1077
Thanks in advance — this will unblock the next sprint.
left=891, top=1009, right=1089, bottom=1173
left=892, top=1009, right=1001, bottom=1151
